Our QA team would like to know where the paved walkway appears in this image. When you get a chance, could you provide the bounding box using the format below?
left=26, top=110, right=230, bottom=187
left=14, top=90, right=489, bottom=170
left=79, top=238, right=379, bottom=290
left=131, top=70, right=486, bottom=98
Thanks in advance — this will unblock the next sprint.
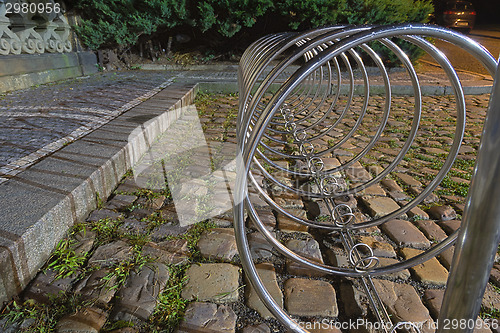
left=0, top=66, right=498, bottom=332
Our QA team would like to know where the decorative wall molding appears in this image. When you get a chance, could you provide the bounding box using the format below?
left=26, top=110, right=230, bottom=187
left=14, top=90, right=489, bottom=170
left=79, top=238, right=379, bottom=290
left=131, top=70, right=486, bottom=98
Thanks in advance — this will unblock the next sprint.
left=0, top=0, right=72, bottom=55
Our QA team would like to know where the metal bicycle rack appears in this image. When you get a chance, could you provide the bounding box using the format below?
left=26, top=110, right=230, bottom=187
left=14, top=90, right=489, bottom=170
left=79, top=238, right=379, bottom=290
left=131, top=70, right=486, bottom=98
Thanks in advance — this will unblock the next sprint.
left=234, top=23, right=500, bottom=333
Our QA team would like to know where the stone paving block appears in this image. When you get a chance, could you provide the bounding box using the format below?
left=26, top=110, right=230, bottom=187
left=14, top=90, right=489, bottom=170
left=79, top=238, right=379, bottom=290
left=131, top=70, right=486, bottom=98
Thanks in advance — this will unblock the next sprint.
left=380, top=219, right=430, bottom=249
left=248, top=231, right=276, bottom=260
left=437, top=220, right=461, bottom=235
left=360, top=196, right=405, bottom=219
left=112, top=263, right=169, bottom=321
left=423, top=289, right=444, bottom=319
left=73, top=268, right=117, bottom=305
left=150, top=223, right=189, bottom=241
left=407, top=205, right=430, bottom=220
left=182, top=263, right=240, bottom=303
left=286, top=238, right=325, bottom=277
left=334, top=194, right=358, bottom=210
left=106, top=194, right=137, bottom=211
left=380, top=179, right=404, bottom=193
left=367, top=165, right=385, bottom=176
left=346, top=165, right=372, bottom=182
left=437, top=246, right=455, bottom=270
left=274, top=196, right=304, bottom=209
left=88, top=240, right=134, bottom=267
left=400, top=248, right=448, bottom=286
left=72, top=228, right=97, bottom=257
left=56, top=307, right=108, bottom=333
left=358, top=235, right=396, bottom=258
left=115, top=178, right=141, bottom=194
left=490, top=264, right=500, bottom=287
left=482, top=283, right=500, bottom=311
left=249, top=208, right=276, bottom=230
left=378, top=257, right=411, bottom=280
left=326, top=247, right=350, bottom=268
left=427, top=205, right=457, bottom=221
left=340, top=281, right=369, bottom=317
left=118, top=217, right=149, bottom=235
left=413, top=220, right=448, bottom=242
left=284, top=278, right=338, bottom=317
left=87, top=209, right=123, bottom=222
left=373, top=279, right=435, bottom=333
left=395, top=172, right=422, bottom=187
left=22, top=269, right=75, bottom=304
left=242, top=323, right=271, bottom=333
left=246, top=263, right=283, bottom=319
left=176, top=302, right=236, bottom=333
left=197, top=228, right=238, bottom=261
left=276, top=208, right=309, bottom=232
left=142, top=239, right=189, bottom=264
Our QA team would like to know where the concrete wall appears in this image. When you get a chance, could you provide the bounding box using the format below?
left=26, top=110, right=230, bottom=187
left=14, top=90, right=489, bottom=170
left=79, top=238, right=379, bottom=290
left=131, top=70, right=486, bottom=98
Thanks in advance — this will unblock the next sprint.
left=0, top=51, right=98, bottom=93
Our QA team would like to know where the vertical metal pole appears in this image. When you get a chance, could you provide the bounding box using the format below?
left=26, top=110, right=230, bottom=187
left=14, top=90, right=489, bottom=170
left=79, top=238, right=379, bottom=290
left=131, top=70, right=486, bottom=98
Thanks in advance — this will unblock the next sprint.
left=438, top=58, right=500, bottom=332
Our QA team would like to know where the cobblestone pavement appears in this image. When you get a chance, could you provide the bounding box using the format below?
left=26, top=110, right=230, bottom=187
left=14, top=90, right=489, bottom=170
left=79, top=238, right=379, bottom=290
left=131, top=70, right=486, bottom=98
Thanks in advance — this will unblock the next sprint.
left=1, top=92, right=500, bottom=333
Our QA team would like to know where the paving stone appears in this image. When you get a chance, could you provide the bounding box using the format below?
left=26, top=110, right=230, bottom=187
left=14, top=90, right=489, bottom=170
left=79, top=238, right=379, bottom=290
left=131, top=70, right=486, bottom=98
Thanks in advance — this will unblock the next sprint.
left=377, top=257, right=411, bottom=280
left=142, top=239, right=189, bottom=264
left=23, top=269, right=75, bottom=304
left=380, top=219, right=430, bottom=249
left=400, top=248, right=448, bottom=286
left=176, top=302, right=236, bottom=333
left=380, top=179, right=404, bottom=193
left=88, top=240, right=134, bottom=267
left=284, top=278, right=338, bottom=317
left=286, top=238, right=325, bottom=276
left=413, top=220, right=448, bottom=242
left=182, top=263, right=240, bottom=303
left=352, top=183, right=386, bottom=196
left=360, top=196, right=405, bottom=219
left=248, top=231, right=276, bottom=260
left=340, top=281, right=369, bottom=317
left=427, top=205, right=457, bottom=221
left=490, top=264, right=500, bottom=287
left=482, top=283, right=500, bottom=311
left=395, top=172, right=422, bottom=187
left=128, top=207, right=155, bottom=220
left=437, top=246, right=455, bottom=270
left=358, top=235, right=396, bottom=258
left=388, top=190, right=411, bottom=202
left=407, top=205, right=430, bottom=220
left=367, top=165, right=385, bottom=176
left=197, top=228, right=238, bottom=261
left=106, top=194, right=137, bottom=210
left=326, top=246, right=350, bottom=268
left=150, top=223, right=189, bottom=241
left=373, top=279, right=434, bottom=333
left=249, top=205, right=275, bottom=229
left=118, top=217, right=150, bottom=235
left=73, top=268, right=117, bottom=305
left=242, top=323, right=271, bottom=333
left=87, top=209, right=123, bottom=222
left=334, top=194, right=358, bottom=210
left=346, top=166, right=372, bottom=182
left=437, top=220, right=461, bottom=235
left=115, top=178, right=141, bottom=194
left=56, top=307, right=108, bottom=333
left=210, top=217, right=233, bottom=228
left=72, top=228, right=97, bottom=257
left=274, top=196, right=304, bottom=209
left=246, top=263, right=283, bottom=319
left=423, top=289, right=444, bottom=319
left=112, top=263, right=169, bottom=321
left=276, top=208, right=309, bottom=232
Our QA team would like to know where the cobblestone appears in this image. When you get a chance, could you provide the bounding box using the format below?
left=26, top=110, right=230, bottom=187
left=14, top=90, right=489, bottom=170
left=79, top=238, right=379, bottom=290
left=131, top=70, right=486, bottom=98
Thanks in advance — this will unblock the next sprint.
left=380, top=219, right=431, bottom=249
left=246, top=263, right=283, bottom=319
left=400, top=248, right=449, bottom=286
left=284, top=278, right=338, bottom=317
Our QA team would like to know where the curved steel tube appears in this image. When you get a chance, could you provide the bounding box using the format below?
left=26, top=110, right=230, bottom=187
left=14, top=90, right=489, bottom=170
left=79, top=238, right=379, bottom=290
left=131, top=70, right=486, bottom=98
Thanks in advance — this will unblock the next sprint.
left=234, top=23, right=497, bottom=332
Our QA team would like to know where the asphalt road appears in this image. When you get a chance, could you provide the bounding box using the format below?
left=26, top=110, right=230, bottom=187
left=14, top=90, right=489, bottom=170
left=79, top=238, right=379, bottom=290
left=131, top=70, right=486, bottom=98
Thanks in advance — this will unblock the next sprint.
left=422, top=25, right=500, bottom=76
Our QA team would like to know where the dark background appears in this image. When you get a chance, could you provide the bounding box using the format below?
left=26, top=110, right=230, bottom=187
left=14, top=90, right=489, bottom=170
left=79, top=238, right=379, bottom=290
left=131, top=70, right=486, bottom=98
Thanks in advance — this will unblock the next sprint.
left=434, top=0, right=500, bottom=24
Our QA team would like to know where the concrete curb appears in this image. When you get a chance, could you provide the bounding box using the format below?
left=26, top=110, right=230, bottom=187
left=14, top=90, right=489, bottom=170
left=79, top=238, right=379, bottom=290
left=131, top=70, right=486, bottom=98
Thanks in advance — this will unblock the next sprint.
left=0, top=81, right=199, bottom=305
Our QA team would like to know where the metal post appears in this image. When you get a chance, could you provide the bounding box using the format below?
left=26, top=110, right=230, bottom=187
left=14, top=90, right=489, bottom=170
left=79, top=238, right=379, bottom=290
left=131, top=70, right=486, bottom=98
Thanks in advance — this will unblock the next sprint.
left=438, top=57, right=500, bottom=332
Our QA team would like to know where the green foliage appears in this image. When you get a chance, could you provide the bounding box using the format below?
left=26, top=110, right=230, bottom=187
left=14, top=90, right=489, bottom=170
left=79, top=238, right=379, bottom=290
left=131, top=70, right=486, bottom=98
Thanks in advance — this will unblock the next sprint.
left=46, top=238, right=87, bottom=279
left=71, top=0, right=434, bottom=55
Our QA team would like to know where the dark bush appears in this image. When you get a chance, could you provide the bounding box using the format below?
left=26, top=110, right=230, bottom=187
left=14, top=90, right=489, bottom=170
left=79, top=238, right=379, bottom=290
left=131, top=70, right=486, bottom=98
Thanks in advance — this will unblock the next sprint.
left=70, top=0, right=433, bottom=61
